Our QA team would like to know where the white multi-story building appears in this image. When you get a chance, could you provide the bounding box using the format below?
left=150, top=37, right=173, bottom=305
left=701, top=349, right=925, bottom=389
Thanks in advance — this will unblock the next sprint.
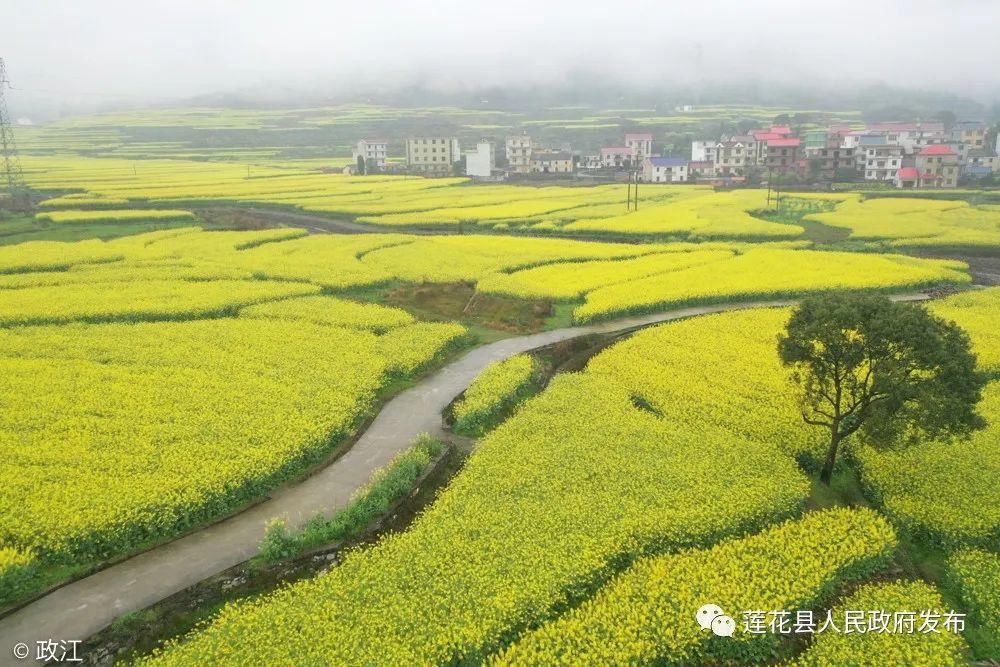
left=691, top=140, right=716, bottom=162
left=863, top=144, right=904, bottom=182
left=624, top=133, right=653, bottom=161
left=506, top=135, right=533, bottom=174
left=352, top=139, right=388, bottom=170
left=711, top=140, right=749, bottom=175
left=642, top=157, right=688, bottom=183
left=865, top=122, right=947, bottom=154
left=464, top=141, right=495, bottom=178
left=405, top=137, right=461, bottom=176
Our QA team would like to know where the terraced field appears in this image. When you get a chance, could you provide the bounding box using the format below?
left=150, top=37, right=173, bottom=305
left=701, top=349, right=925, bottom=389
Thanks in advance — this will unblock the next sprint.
left=137, top=289, right=1000, bottom=664
left=4, top=131, right=1000, bottom=665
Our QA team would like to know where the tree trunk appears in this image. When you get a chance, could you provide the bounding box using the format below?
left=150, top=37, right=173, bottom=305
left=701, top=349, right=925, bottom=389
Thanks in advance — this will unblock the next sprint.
left=819, top=428, right=841, bottom=485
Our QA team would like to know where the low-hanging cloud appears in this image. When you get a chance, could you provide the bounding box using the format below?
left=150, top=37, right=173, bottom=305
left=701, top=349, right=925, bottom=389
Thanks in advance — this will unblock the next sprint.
left=3, top=0, right=998, bottom=111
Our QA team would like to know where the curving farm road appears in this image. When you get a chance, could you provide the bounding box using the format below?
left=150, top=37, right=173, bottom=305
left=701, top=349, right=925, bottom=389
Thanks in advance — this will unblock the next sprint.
left=0, top=294, right=931, bottom=653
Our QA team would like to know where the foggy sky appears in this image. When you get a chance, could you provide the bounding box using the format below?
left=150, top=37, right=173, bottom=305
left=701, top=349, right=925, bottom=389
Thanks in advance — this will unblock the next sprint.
left=2, top=0, right=998, bottom=111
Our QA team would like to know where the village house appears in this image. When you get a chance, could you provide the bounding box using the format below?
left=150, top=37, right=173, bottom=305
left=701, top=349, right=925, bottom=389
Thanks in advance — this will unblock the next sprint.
left=464, top=141, right=496, bottom=178
left=531, top=151, right=574, bottom=174
left=578, top=154, right=602, bottom=170
left=865, top=122, right=946, bottom=154
left=803, top=131, right=856, bottom=179
left=964, top=164, right=994, bottom=181
left=803, top=130, right=829, bottom=152
left=642, top=157, right=688, bottom=183
left=952, top=121, right=987, bottom=150
left=712, top=140, right=749, bottom=175
left=505, top=135, right=533, bottom=174
left=765, top=137, right=802, bottom=174
left=691, top=140, right=717, bottom=162
left=687, top=160, right=715, bottom=178
left=751, top=130, right=783, bottom=163
left=965, top=148, right=998, bottom=173
left=352, top=139, right=388, bottom=170
left=915, top=144, right=959, bottom=188
left=863, top=144, right=904, bottom=182
left=895, top=167, right=919, bottom=189
left=624, top=133, right=654, bottom=161
left=601, top=146, right=636, bottom=168
left=405, top=137, right=461, bottom=176
left=729, top=134, right=758, bottom=165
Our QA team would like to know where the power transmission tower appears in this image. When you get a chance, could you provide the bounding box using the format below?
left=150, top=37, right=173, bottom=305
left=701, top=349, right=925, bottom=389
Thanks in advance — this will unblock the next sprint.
left=0, top=57, right=30, bottom=212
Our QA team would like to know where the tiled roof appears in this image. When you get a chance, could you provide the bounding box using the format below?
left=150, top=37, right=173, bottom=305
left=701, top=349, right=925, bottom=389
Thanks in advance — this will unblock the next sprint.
left=753, top=131, right=783, bottom=141
left=919, top=145, right=956, bottom=156
left=897, top=167, right=919, bottom=179
left=649, top=157, right=688, bottom=167
left=768, top=138, right=801, bottom=147
left=625, top=133, right=653, bottom=141
left=601, top=146, right=635, bottom=155
left=770, top=126, right=793, bottom=135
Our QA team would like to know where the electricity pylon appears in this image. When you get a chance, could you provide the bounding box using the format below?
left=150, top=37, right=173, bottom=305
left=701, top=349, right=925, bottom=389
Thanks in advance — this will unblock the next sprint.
left=0, top=57, right=30, bottom=212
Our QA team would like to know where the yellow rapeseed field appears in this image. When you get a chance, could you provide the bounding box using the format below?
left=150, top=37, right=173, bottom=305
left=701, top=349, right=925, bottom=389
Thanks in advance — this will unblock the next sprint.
left=0, top=229, right=470, bottom=569
left=947, top=549, right=1000, bottom=643
left=22, top=155, right=1000, bottom=248
left=140, top=313, right=813, bottom=665
left=496, top=509, right=896, bottom=666
left=453, top=354, right=537, bottom=434
left=790, top=581, right=968, bottom=666
left=806, top=197, right=1000, bottom=249
left=36, top=209, right=196, bottom=224
left=574, top=249, right=969, bottom=322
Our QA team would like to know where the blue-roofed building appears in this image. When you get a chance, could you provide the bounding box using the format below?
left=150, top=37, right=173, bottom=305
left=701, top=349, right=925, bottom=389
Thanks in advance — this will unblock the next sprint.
left=857, top=133, right=888, bottom=147
left=966, top=149, right=997, bottom=173
left=963, top=165, right=994, bottom=180
left=642, top=157, right=689, bottom=183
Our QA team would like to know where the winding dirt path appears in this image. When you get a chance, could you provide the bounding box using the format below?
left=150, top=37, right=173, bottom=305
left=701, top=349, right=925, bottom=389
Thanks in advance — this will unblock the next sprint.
left=0, top=294, right=931, bottom=654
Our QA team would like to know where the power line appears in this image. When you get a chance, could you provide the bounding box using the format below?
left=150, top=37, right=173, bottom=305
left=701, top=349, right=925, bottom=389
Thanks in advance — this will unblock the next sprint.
left=0, top=57, right=31, bottom=212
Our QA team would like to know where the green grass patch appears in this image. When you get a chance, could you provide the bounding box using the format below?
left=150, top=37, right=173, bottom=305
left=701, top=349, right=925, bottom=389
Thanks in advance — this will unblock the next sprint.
left=254, top=436, right=445, bottom=565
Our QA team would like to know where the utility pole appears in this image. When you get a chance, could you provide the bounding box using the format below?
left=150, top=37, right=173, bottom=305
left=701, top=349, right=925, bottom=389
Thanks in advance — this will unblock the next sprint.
left=0, top=57, right=29, bottom=212
left=626, top=159, right=632, bottom=211
left=633, top=165, right=639, bottom=211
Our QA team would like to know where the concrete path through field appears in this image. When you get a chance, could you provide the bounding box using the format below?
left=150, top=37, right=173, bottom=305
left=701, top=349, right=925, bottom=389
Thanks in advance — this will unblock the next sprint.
left=0, top=294, right=930, bottom=656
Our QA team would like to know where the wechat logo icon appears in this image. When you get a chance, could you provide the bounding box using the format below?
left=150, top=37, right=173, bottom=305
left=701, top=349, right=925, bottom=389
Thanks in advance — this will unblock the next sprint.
left=697, top=603, right=736, bottom=637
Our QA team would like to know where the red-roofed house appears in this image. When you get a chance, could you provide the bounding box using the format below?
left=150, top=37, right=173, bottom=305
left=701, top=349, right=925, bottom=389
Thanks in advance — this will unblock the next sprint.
left=770, top=126, right=793, bottom=136
left=916, top=145, right=958, bottom=187
left=765, top=137, right=802, bottom=173
left=919, top=144, right=956, bottom=156
left=895, top=167, right=919, bottom=189
left=624, top=133, right=653, bottom=161
left=752, top=131, right=783, bottom=142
